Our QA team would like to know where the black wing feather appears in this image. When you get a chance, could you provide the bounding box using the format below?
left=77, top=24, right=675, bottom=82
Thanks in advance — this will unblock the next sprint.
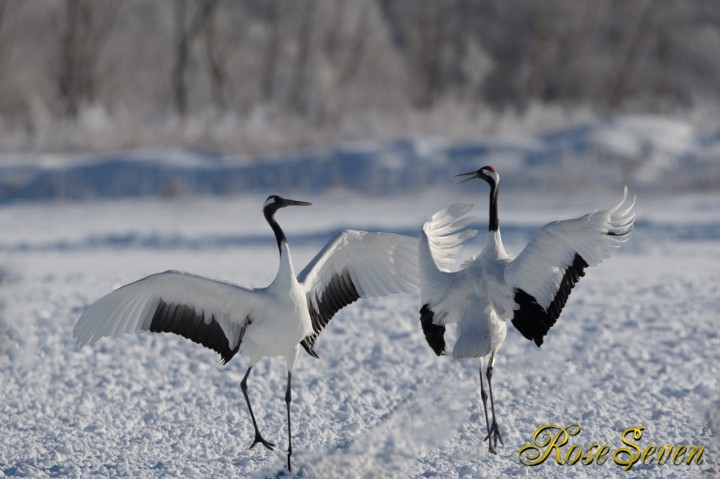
left=149, top=298, right=244, bottom=364
left=511, top=253, right=588, bottom=347
left=301, top=269, right=360, bottom=355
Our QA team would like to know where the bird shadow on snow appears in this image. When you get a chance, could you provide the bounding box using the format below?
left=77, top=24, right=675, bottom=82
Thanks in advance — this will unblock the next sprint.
left=254, top=374, right=474, bottom=479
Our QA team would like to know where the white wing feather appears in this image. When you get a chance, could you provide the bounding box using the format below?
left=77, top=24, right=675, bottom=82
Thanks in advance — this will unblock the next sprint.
left=505, top=188, right=636, bottom=310
left=419, top=203, right=478, bottom=306
left=423, top=203, right=478, bottom=271
left=296, top=230, right=421, bottom=349
left=73, top=271, right=261, bottom=350
left=299, top=230, right=419, bottom=301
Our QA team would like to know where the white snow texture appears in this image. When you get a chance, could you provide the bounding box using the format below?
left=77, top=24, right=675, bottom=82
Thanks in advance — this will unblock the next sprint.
left=1, top=179, right=719, bottom=477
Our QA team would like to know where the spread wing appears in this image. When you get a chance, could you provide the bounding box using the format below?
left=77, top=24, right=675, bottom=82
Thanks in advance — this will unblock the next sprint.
left=422, top=203, right=478, bottom=272
left=419, top=203, right=478, bottom=305
left=73, top=271, right=261, bottom=364
left=504, top=188, right=636, bottom=346
left=297, top=230, right=419, bottom=353
left=418, top=203, right=478, bottom=356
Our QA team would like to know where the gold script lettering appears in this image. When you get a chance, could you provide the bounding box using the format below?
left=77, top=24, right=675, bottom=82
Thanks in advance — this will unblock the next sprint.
left=613, top=426, right=644, bottom=471
left=518, top=423, right=581, bottom=466
left=566, top=444, right=583, bottom=465
left=672, top=445, right=687, bottom=465
left=685, top=446, right=704, bottom=465
left=656, top=444, right=671, bottom=465
left=518, top=424, right=704, bottom=470
left=641, top=445, right=656, bottom=465
left=581, top=443, right=599, bottom=465
left=596, top=444, right=611, bottom=465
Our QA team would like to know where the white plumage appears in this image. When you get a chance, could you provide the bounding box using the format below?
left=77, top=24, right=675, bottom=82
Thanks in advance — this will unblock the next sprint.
left=504, top=193, right=636, bottom=314
left=74, top=195, right=422, bottom=471
left=419, top=166, right=636, bottom=454
left=74, top=272, right=254, bottom=357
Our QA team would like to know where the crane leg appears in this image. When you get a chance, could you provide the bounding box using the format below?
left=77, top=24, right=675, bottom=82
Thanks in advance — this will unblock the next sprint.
left=285, top=371, right=293, bottom=471
left=478, top=360, right=492, bottom=444
left=484, top=360, right=504, bottom=454
left=241, top=365, right=276, bottom=451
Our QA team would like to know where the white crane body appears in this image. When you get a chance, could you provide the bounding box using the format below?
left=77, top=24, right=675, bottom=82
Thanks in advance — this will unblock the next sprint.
left=418, top=166, right=636, bottom=454
left=73, top=195, right=437, bottom=471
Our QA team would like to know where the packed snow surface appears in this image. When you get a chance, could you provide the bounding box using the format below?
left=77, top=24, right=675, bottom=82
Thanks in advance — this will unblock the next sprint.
left=1, top=190, right=719, bottom=478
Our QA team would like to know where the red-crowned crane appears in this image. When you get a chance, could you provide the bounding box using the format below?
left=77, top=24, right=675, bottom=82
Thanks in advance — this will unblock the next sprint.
left=74, top=194, right=470, bottom=471
left=418, top=166, right=636, bottom=453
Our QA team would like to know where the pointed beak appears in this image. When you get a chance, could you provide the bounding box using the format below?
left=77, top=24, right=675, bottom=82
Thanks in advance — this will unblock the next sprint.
left=285, top=199, right=312, bottom=207
left=455, top=171, right=479, bottom=184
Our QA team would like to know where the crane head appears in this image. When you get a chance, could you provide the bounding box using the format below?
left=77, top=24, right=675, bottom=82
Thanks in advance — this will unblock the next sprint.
left=264, top=195, right=312, bottom=210
left=455, top=165, right=499, bottom=186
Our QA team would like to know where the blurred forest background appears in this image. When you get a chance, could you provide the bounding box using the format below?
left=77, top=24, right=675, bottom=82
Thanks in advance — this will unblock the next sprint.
left=1, top=0, right=719, bottom=154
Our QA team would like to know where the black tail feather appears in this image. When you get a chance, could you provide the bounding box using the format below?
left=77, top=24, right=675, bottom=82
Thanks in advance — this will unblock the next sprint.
left=420, top=304, right=446, bottom=356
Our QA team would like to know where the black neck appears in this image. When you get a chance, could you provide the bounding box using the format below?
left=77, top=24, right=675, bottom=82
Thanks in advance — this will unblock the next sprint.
left=488, top=181, right=499, bottom=232
left=264, top=206, right=287, bottom=252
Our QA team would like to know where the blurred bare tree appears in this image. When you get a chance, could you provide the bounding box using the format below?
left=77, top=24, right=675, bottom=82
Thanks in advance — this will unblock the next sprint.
left=57, top=0, right=118, bottom=118
left=0, top=0, right=8, bottom=86
left=172, top=0, right=220, bottom=117
left=203, top=1, right=226, bottom=110
left=0, top=0, right=718, bottom=151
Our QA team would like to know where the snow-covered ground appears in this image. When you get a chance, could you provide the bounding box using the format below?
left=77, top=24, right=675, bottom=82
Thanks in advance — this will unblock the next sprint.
left=1, top=189, right=719, bottom=478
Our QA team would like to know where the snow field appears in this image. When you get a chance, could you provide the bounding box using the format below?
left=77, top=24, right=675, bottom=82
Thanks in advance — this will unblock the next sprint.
left=1, top=191, right=719, bottom=478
